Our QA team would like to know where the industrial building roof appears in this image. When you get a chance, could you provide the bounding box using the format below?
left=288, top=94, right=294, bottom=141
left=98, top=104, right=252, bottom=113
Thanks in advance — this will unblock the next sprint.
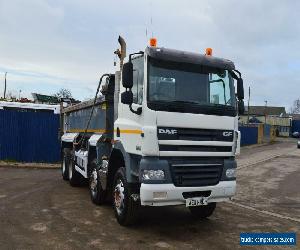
left=245, top=106, right=286, bottom=116
left=0, top=101, right=60, bottom=114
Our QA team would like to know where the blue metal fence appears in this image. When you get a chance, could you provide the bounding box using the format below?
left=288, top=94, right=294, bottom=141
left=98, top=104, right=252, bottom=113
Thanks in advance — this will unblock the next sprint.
left=0, top=110, right=60, bottom=163
left=239, top=126, right=258, bottom=146
left=292, top=120, right=300, bottom=134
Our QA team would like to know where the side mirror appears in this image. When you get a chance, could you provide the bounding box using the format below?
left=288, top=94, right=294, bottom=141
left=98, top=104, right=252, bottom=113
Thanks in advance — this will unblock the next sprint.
left=237, top=78, right=244, bottom=100
left=122, top=62, right=133, bottom=88
left=238, top=99, right=245, bottom=115
left=121, top=91, right=133, bottom=105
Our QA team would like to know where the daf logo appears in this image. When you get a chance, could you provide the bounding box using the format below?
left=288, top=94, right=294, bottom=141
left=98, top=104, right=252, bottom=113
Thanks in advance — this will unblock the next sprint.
left=158, top=128, right=177, bottom=135
left=223, top=131, right=233, bottom=137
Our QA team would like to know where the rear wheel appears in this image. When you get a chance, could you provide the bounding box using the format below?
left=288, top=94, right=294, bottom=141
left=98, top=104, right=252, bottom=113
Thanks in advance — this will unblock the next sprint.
left=189, top=203, right=216, bottom=219
left=69, top=150, right=83, bottom=187
left=61, top=148, right=71, bottom=180
left=89, top=160, right=107, bottom=205
left=112, top=167, right=139, bottom=226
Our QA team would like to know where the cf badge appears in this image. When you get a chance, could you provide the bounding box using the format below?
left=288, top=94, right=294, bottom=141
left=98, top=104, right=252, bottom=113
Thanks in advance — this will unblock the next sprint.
left=223, top=131, right=233, bottom=137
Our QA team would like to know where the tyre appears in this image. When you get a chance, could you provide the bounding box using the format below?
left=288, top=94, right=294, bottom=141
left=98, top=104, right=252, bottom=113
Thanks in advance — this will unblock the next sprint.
left=89, top=160, right=107, bottom=205
left=112, top=167, right=139, bottom=226
left=69, top=150, right=83, bottom=187
left=61, top=148, right=71, bottom=180
left=189, top=202, right=216, bottom=219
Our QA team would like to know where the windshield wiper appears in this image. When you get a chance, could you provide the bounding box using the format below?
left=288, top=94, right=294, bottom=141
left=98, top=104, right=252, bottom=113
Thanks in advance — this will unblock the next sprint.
left=167, top=100, right=201, bottom=105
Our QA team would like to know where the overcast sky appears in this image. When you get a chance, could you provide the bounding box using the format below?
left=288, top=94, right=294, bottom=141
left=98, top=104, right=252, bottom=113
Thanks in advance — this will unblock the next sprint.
left=0, top=0, right=299, bottom=109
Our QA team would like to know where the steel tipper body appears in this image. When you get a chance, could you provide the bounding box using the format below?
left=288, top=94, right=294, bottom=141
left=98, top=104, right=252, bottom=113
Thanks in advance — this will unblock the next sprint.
left=60, top=37, right=244, bottom=226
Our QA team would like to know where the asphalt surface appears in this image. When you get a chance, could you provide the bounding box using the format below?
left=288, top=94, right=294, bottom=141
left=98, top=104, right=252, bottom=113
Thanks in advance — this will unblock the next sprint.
left=0, top=139, right=299, bottom=249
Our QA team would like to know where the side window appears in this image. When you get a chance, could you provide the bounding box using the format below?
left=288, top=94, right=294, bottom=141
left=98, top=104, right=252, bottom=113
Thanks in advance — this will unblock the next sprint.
left=132, top=56, right=144, bottom=104
left=209, top=71, right=232, bottom=106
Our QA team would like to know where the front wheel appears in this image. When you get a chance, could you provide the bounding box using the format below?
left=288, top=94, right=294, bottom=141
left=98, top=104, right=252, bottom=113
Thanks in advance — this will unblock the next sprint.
left=189, top=203, right=216, bottom=219
left=112, top=167, right=139, bottom=226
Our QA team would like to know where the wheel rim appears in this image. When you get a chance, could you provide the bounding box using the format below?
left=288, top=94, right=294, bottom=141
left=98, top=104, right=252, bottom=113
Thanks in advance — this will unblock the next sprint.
left=90, top=169, right=98, bottom=196
left=114, top=178, right=125, bottom=215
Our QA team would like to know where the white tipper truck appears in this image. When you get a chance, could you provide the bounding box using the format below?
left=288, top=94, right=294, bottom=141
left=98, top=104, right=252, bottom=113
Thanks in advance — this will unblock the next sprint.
left=60, top=36, right=245, bottom=226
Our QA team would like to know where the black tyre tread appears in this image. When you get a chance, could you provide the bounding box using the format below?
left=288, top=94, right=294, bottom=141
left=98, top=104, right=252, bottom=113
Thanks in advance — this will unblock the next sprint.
left=89, top=160, right=107, bottom=205
left=189, top=202, right=216, bottom=219
left=113, top=167, right=139, bottom=226
left=62, top=148, right=71, bottom=180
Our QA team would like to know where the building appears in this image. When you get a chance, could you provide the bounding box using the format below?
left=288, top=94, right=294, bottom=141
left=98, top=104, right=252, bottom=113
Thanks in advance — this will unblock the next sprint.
left=32, top=93, right=80, bottom=105
left=32, top=93, right=59, bottom=104
left=240, top=106, right=291, bottom=137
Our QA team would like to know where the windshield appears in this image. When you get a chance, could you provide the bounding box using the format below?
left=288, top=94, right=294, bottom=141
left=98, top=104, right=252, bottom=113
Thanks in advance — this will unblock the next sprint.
left=148, top=58, right=236, bottom=115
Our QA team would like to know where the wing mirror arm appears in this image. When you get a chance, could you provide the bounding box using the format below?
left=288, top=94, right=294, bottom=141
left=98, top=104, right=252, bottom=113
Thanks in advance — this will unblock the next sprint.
left=129, top=104, right=142, bottom=115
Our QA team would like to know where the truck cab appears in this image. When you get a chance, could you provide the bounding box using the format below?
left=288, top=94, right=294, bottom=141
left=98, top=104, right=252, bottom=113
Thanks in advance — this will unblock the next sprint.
left=113, top=42, right=244, bottom=217
left=61, top=38, right=244, bottom=226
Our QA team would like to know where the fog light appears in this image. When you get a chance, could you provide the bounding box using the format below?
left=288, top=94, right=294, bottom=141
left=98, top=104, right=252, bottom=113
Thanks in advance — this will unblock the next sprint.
left=142, top=170, right=165, bottom=180
left=226, top=168, right=236, bottom=178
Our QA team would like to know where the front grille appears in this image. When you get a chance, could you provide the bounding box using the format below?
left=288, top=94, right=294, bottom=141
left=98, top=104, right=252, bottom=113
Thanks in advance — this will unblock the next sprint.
left=158, top=127, right=234, bottom=142
left=159, top=145, right=232, bottom=152
left=182, top=191, right=212, bottom=198
left=169, top=158, right=223, bottom=187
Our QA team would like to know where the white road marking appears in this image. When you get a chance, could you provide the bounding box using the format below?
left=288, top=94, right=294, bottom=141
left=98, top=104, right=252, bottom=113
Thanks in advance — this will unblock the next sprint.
left=227, top=200, right=300, bottom=223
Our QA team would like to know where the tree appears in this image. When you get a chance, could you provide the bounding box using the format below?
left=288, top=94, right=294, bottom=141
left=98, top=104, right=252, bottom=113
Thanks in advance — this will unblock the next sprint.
left=290, top=99, right=300, bottom=114
left=53, top=88, right=72, bottom=99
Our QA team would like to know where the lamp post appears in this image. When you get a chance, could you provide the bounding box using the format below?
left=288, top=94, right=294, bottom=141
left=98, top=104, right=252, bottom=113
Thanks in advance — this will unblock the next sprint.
left=4, top=72, right=7, bottom=99
left=264, top=100, right=268, bottom=124
left=247, top=86, right=250, bottom=124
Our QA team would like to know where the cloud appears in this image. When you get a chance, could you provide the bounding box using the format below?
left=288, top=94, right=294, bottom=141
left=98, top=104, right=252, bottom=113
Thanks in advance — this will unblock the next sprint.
left=0, top=0, right=299, bottom=109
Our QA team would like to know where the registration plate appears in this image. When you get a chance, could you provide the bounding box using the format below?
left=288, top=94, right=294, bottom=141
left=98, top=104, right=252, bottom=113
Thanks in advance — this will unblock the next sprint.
left=186, top=197, right=208, bottom=207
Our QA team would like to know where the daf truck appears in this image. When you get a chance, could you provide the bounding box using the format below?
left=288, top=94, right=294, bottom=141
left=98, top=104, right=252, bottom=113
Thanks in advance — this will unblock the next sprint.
left=60, top=36, right=245, bottom=226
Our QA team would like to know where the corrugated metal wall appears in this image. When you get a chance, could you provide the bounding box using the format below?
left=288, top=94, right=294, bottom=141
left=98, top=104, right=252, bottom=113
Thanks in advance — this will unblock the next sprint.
left=239, top=126, right=258, bottom=146
left=239, top=124, right=276, bottom=146
left=0, top=110, right=60, bottom=163
left=292, top=120, right=300, bottom=133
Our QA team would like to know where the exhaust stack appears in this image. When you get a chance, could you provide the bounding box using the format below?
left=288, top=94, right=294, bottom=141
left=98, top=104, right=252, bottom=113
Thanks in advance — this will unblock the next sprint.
left=114, top=36, right=126, bottom=71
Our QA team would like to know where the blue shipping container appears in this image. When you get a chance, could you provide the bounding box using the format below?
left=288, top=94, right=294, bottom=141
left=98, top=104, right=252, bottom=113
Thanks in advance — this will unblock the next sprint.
left=0, top=110, right=60, bottom=163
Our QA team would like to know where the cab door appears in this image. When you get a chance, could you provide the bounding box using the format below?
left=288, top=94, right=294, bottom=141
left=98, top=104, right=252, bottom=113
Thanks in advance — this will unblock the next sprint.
left=115, top=55, right=145, bottom=155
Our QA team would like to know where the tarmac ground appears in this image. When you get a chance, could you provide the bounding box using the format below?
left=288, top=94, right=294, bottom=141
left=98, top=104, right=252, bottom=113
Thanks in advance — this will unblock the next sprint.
left=0, top=139, right=299, bottom=249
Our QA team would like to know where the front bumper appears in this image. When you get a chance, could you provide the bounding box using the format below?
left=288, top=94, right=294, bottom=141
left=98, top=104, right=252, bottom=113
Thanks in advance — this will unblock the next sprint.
left=140, top=180, right=236, bottom=206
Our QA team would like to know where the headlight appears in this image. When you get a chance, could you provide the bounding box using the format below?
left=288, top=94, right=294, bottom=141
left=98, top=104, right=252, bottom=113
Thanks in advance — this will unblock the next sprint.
left=142, top=170, right=165, bottom=180
left=226, top=168, right=236, bottom=178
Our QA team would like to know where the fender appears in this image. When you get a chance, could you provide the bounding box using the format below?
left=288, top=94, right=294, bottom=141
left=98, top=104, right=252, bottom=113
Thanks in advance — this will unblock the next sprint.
left=113, top=141, right=141, bottom=183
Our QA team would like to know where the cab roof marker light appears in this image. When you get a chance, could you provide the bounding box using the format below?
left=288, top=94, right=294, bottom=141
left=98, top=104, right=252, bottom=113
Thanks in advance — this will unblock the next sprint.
left=149, top=37, right=157, bottom=47
left=205, top=48, right=213, bottom=56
